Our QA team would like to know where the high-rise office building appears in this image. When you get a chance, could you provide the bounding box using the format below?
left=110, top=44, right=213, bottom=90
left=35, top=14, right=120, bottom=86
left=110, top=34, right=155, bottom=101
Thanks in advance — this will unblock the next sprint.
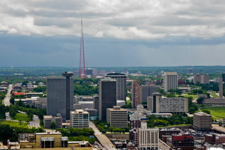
left=164, top=72, right=178, bottom=92
left=147, top=92, right=188, bottom=113
left=222, top=73, right=225, bottom=82
left=141, top=85, right=159, bottom=102
left=106, top=73, right=126, bottom=101
left=193, top=74, right=209, bottom=84
left=187, top=68, right=193, bottom=74
left=131, top=80, right=141, bottom=108
left=99, top=77, right=117, bottom=121
left=47, top=74, right=74, bottom=121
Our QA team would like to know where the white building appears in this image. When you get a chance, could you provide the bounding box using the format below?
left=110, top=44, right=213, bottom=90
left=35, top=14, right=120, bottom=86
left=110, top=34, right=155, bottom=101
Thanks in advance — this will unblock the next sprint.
left=138, top=122, right=159, bottom=150
left=70, top=109, right=89, bottom=129
left=164, top=72, right=178, bottom=92
left=78, top=101, right=94, bottom=109
left=147, top=92, right=188, bottom=113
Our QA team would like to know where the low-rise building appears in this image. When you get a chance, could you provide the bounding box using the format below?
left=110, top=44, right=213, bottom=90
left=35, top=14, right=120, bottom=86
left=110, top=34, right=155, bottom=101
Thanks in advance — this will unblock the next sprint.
left=70, top=109, right=89, bottom=129
left=159, top=128, right=181, bottom=139
left=205, top=133, right=225, bottom=144
left=43, top=114, right=62, bottom=129
left=18, top=132, right=92, bottom=149
left=107, top=106, right=128, bottom=128
left=193, top=112, right=212, bottom=131
left=172, top=134, right=194, bottom=150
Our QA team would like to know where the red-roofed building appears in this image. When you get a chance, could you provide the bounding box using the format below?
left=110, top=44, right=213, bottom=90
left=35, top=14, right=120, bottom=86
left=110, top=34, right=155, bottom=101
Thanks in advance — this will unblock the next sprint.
left=13, top=92, right=26, bottom=97
left=178, top=79, right=187, bottom=85
left=172, top=134, right=194, bottom=150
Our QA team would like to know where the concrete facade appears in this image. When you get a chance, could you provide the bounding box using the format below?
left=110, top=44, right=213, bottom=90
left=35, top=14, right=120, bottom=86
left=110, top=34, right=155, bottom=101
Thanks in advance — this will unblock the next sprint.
left=107, top=106, right=128, bottom=128
left=43, top=114, right=62, bottom=129
left=70, top=109, right=89, bottom=129
left=141, top=85, right=159, bottom=102
left=164, top=72, right=178, bottom=92
left=193, top=112, right=212, bottom=131
left=193, top=74, right=209, bottom=84
left=47, top=76, right=74, bottom=121
left=99, top=77, right=117, bottom=121
left=106, top=73, right=126, bottom=101
left=138, top=122, right=159, bottom=150
left=147, top=92, right=188, bottom=113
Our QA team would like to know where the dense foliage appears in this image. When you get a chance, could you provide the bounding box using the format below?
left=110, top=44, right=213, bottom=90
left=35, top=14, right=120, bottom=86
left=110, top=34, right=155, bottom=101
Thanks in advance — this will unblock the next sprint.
left=93, top=120, right=129, bottom=134
left=0, top=124, right=44, bottom=142
left=56, top=128, right=95, bottom=144
left=74, top=79, right=99, bottom=95
left=147, top=114, right=193, bottom=128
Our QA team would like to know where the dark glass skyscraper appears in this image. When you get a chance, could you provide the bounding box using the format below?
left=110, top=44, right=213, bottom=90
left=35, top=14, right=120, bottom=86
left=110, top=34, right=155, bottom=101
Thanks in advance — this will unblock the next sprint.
left=99, top=77, right=116, bottom=121
left=47, top=73, right=74, bottom=121
left=106, top=73, right=126, bottom=101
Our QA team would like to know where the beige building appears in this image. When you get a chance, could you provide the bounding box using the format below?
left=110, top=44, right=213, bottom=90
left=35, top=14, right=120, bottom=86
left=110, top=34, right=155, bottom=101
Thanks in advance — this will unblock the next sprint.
left=193, top=74, right=209, bottom=84
left=193, top=112, right=212, bottom=130
left=138, top=122, right=159, bottom=150
left=43, top=114, right=62, bottom=129
left=164, top=72, right=178, bottom=92
left=147, top=93, right=188, bottom=113
left=107, top=106, right=128, bottom=128
left=70, top=109, right=89, bottom=129
left=18, top=132, right=93, bottom=150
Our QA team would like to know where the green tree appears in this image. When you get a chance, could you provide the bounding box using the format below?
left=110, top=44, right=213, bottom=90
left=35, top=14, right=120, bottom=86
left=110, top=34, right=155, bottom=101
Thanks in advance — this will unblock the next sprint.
left=9, top=109, right=17, bottom=119
left=188, top=107, right=195, bottom=114
left=50, top=122, right=57, bottom=129
left=197, top=97, right=204, bottom=104
left=10, top=97, right=15, bottom=104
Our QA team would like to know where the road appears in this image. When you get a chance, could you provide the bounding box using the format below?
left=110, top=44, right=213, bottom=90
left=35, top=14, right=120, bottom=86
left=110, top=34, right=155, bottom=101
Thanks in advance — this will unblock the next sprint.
left=3, top=84, right=12, bottom=106
left=5, top=112, right=11, bottom=121
left=89, top=122, right=116, bottom=150
left=159, top=139, right=170, bottom=150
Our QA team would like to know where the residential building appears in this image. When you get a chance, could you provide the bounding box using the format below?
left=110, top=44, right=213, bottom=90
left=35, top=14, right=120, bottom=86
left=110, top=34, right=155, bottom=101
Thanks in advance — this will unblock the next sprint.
left=141, top=85, right=159, bottom=102
left=159, top=128, right=181, bottom=139
left=193, top=74, right=209, bottom=84
left=147, top=92, right=188, bottom=113
left=43, top=114, right=62, bottom=129
left=99, top=77, right=116, bottom=121
left=1, top=81, right=8, bottom=87
left=205, top=133, right=225, bottom=144
left=106, top=73, right=126, bottom=101
left=193, top=112, right=212, bottom=130
left=18, top=132, right=92, bottom=149
left=138, top=122, right=159, bottom=150
left=70, top=109, right=89, bottom=128
left=131, top=80, right=141, bottom=108
left=107, top=106, right=128, bottom=128
left=164, top=72, right=178, bottom=92
left=47, top=73, right=74, bottom=121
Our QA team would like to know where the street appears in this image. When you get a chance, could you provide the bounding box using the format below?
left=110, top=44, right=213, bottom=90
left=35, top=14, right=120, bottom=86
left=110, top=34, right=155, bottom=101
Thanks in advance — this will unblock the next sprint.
left=29, top=115, right=40, bottom=128
left=89, top=122, right=116, bottom=150
left=3, top=84, right=12, bottom=106
left=159, top=139, right=170, bottom=150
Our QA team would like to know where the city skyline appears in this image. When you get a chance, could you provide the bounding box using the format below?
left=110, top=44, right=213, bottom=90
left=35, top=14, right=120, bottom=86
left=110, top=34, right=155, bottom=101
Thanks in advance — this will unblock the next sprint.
left=1, top=1, right=225, bottom=67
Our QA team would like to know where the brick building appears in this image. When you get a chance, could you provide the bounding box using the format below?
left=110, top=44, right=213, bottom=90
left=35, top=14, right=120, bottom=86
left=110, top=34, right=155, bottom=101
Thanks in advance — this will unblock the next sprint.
left=172, top=134, right=194, bottom=150
left=205, top=133, right=225, bottom=144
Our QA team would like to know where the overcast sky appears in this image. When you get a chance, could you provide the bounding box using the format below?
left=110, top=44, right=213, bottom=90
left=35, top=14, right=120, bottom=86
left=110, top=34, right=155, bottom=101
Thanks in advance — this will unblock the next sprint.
left=0, top=0, right=225, bottom=67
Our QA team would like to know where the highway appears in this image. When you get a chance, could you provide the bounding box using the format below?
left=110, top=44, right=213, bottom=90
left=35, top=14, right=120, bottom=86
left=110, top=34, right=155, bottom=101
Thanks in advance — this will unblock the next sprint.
left=159, top=139, right=170, bottom=150
left=89, top=122, right=116, bottom=150
left=3, top=84, right=12, bottom=106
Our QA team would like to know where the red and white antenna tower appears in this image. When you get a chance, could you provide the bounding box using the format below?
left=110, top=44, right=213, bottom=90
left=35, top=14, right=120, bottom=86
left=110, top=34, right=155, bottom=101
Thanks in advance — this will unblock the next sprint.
left=79, top=18, right=86, bottom=79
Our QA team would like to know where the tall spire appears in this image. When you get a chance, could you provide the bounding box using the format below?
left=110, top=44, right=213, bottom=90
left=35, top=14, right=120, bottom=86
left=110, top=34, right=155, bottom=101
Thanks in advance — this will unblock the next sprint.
left=79, top=17, right=86, bottom=79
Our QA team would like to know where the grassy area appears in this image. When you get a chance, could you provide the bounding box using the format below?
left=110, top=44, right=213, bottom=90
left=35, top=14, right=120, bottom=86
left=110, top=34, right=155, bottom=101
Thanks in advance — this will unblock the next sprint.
left=200, top=106, right=225, bottom=119
left=14, top=113, right=28, bottom=121
left=210, top=93, right=219, bottom=98
left=158, top=124, right=192, bottom=128
left=0, top=121, right=28, bottom=128
left=182, top=94, right=198, bottom=99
